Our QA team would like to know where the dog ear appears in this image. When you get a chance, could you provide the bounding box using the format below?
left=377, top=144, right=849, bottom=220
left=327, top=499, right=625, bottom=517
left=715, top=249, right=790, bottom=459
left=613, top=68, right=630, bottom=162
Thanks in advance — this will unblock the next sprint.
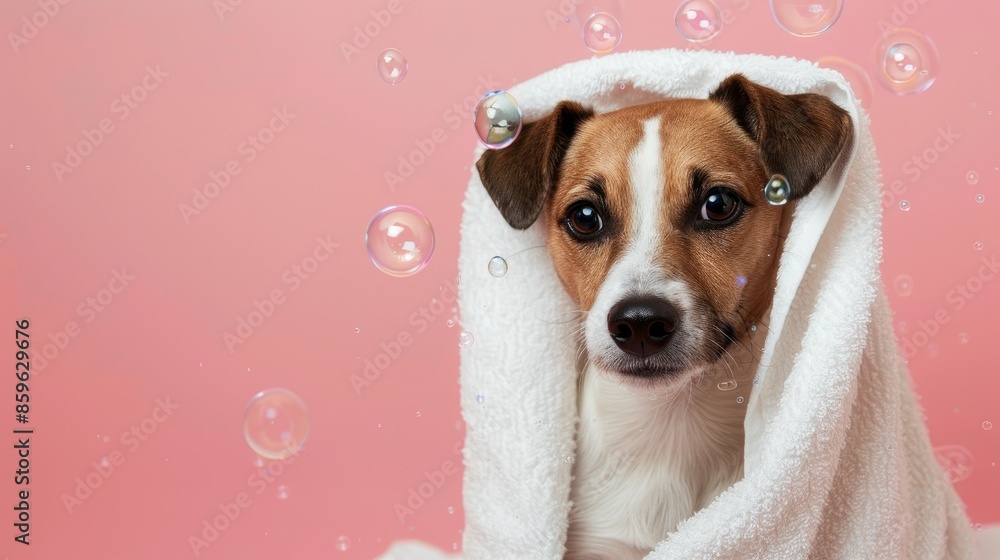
left=710, top=74, right=854, bottom=200
left=476, top=101, right=594, bottom=229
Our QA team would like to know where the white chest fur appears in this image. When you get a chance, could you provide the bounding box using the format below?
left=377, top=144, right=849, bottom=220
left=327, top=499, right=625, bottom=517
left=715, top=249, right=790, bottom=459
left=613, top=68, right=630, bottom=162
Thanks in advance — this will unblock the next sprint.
left=565, top=344, right=760, bottom=559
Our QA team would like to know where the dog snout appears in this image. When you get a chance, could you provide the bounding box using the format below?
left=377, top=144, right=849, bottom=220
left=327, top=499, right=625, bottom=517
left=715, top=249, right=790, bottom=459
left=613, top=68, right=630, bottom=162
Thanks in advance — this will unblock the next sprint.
left=607, top=296, right=679, bottom=358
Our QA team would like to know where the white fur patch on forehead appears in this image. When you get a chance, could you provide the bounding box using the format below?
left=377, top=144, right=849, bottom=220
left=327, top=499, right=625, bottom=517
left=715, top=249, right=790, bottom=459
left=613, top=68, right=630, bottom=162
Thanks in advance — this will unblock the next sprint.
left=626, top=117, right=665, bottom=270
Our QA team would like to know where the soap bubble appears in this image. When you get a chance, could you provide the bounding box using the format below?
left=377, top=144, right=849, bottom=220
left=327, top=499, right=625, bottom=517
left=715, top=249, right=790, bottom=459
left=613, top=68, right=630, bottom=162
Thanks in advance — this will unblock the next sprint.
left=474, top=91, right=523, bottom=149
left=985, top=421, right=993, bottom=431
left=674, top=0, right=722, bottom=42
left=277, top=485, right=289, bottom=499
left=974, top=241, right=984, bottom=251
left=365, top=205, right=435, bottom=277
left=244, top=388, right=310, bottom=460
left=458, top=331, right=474, bottom=348
left=736, top=396, right=745, bottom=404
left=817, top=56, right=874, bottom=109
left=875, top=29, right=939, bottom=95
left=764, top=174, right=790, bottom=205
left=933, top=445, right=974, bottom=483
left=717, top=380, right=737, bottom=391
left=376, top=48, right=408, bottom=85
left=582, top=12, right=622, bottom=53
left=770, top=0, right=843, bottom=36
left=894, top=275, right=914, bottom=297
left=967, top=170, right=980, bottom=185
left=335, top=535, right=352, bottom=552
left=488, top=256, right=508, bottom=277
left=899, top=200, right=910, bottom=212
left=976, top=194, right=985, bottom=204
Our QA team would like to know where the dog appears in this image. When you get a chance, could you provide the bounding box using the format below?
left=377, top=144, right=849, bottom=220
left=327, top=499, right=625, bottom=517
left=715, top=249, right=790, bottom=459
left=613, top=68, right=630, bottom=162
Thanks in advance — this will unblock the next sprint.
left=475, top=74, right=853, bottom=559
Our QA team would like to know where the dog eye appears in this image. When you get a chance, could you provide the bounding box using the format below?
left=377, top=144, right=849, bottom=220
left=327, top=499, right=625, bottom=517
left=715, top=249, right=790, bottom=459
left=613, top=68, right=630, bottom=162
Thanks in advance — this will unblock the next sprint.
left=566, top=203, right=604, bottom=239
left=700, top=187, right=742, bottom=223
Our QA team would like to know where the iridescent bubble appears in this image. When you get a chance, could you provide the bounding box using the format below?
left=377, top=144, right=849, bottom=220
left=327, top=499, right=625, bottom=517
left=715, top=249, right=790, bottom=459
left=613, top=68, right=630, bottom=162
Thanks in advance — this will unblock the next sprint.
left=582, top=12, right=622, bottom=53
left=894, top=275, right=914, bottom=297
left=967, top=170, right=980, bottom=185
left=933, top=445, right=975, bottom=483
left=974, top=241, right=984, bottom=251
left=446, top=319, right=455, bottom=328
left=717, top=380, right=738, bottom=391
left=458, top=331, right=474, bottom=348
left=473, top=91, right=523, bottom=149
left=335, top=535, right=352, bottom=552
left=25, top=165, right=30, bottom=171
left=488, top=256, right=508, bottom=277
left=244, top=388, right=310, bottom=460
left=984, top=421, right=993, bottom=431
left=770, top=0, right=843, bottom=36
left=875, top=29, right=939, bottom=95
left=736, top=396, right=745, bottom=404
left=674, top=0, right=723, bottom=43
left=365, top=205, right=435, bottom=277
left=976, top=194, right=985, bottom=204
left=764, top=174, right=790, bottom=205
left=818, top=56, right=874, bottom=109
left=376, top=48, right=408, bottom=85
left=899, top=200, right=911, bottom=212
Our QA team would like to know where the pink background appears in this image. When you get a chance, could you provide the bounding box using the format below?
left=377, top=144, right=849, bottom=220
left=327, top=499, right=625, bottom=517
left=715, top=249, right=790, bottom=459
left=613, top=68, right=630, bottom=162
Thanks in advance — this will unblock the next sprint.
left=1, top=0, right=997, bottom=558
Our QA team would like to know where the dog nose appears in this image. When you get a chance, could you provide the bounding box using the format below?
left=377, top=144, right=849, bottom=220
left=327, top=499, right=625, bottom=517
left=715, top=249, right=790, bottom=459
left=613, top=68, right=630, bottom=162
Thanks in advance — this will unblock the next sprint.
left=607, top=296, right=679, bottom=358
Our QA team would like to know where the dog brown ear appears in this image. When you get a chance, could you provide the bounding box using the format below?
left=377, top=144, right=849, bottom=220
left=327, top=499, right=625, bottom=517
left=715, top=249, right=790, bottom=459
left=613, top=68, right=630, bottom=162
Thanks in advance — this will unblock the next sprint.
left=710, top=74, right=854, bottom=200
left=476, top=101, right=594, bottom=229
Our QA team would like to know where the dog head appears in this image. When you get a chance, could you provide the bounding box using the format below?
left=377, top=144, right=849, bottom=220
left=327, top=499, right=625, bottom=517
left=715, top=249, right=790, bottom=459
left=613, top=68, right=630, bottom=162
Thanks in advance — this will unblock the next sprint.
left=476, top=74, right=853, bottom=385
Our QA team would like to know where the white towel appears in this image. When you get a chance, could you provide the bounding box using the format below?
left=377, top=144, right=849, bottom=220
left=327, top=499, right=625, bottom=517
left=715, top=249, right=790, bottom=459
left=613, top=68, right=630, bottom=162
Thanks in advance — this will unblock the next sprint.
left=378, top=49, right=999, bottom=560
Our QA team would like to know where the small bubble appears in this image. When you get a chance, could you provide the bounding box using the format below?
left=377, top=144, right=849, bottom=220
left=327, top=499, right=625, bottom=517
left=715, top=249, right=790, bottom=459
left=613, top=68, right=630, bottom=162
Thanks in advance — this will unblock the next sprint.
left=335, top=535, right=351, bottom=552
left=810, top=263, right=817, bottom=269
left=8, top=144, right=12, bottom=149
left=764, top=174, right=790, bottom=205
left=488, top=256, right=508, bottom=277
left=446, top=319, right=455, bottom=328
left=876, top=30, right=939, bottom=95
left=565, top=455, right=575, bottom=463
left=976, top=194, right=985, bottom=204
left=25, top=165, right=30, bottom=171
left=453, top=542, right=459, bottom=551
left=984, top=421, right=993, bottom=431
left=447, top=506, right=455, bottom=514
left=582, top=11, right=623, bottom=53
left=770, top=0, right=843, bottom=37
left=376, top=48, right=408, bottom=84
left=415, top=411, right=421, bottom=418
left=974, top=241, right=984, bottom=251
left=717, top=380, right=738, bottom=391
left=736, top=275, right=747, bottom=288
left=354, top=327, right=360, bottom=333
left=959, top=332, right=970, bottom=344
left=476, top=394, right=484, bottom=404
left=750, top=325, right=757, bottom=331
left=244, top=388, right=310, bottom=460
left=100, top=457, right=111, bottom=468
left=675, top=0, right=723, bottom=42
left=458, top=331, right=474, bottom=348
left=736, top=396, right=745, bottom=404
left=366, top=206, right=435, bottom=276
left=899, top=200, right=911, bottom=211
left=619, top=82, right=626, bottom=89
left=975, top=523, right=983, bottom=531
left=277, top=485, right=289, bottom=499
left=377, top=423, right=381, bottom=428
left=967, top=170, right=980, bottom=185
left=474, top=91, right=523, bottom=149
left=894, top=275, right=914, bottom=297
